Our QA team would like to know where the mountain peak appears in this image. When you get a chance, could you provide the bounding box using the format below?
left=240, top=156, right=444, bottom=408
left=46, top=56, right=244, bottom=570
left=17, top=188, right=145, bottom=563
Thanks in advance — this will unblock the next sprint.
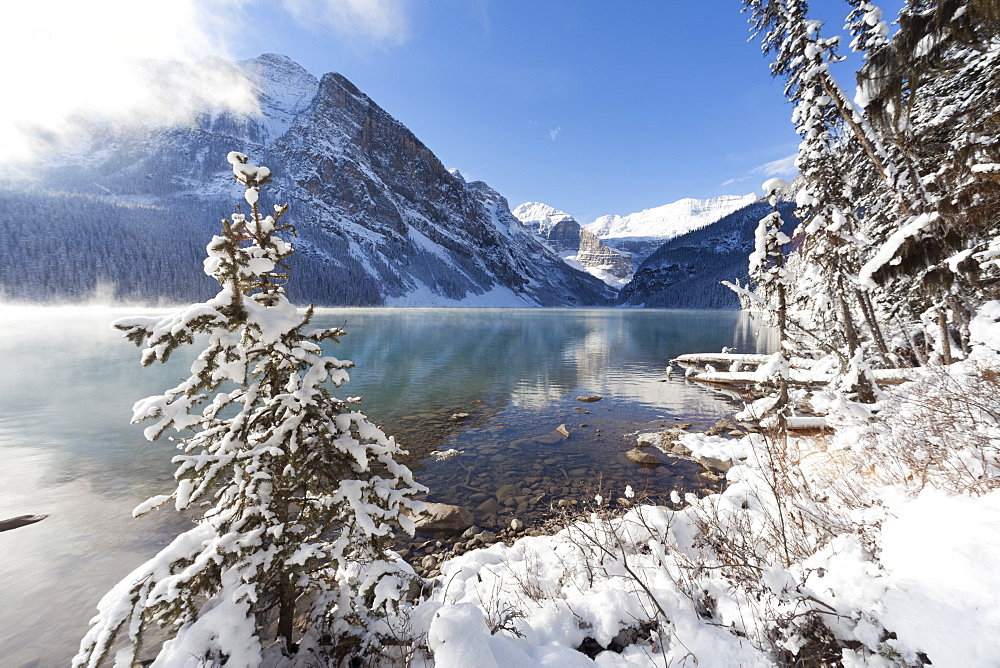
left=584, top=193, right=759, bottom=240
left=0, top=54, right=614, bottom=307
left=512, top=201, right=575, bottom=236
left=236, top=53, right=319, bottom=144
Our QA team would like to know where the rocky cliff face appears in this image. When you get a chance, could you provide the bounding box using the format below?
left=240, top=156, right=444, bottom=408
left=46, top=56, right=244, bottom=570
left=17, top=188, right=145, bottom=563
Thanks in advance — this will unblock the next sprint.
left=545, top=218, right=583, bottom=253
left=512, top=203, right=633, bottom=287
left=0, top=54, right=612, bottom=307
left=577, top=230, right=632, bottom=279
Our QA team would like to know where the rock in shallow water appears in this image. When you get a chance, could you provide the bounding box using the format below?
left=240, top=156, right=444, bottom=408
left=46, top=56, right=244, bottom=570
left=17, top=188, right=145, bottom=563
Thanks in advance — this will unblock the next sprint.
left=626, top=448, right=662, bottom=468
left=699, top=456, right=733, bottom=474
left=413, top=502, right=475, bottom=534
left=0, top=514, right=47, bottom=532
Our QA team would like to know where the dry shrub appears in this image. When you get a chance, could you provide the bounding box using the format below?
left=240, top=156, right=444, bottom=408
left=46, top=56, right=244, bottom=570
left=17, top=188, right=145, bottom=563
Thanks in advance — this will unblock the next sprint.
left=850, top=360, right=1000, bottom=497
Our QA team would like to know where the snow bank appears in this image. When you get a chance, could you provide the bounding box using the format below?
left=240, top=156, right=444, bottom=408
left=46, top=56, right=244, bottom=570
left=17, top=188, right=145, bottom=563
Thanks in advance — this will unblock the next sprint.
left=877, top=488, right=1000, bottom=666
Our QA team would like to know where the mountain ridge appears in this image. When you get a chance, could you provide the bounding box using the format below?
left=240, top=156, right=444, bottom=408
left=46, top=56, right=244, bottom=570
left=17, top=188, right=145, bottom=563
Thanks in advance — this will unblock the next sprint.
left=0, top=54, right=613, bottom=307
left=616, top=200, right=797, bottom=309
left=584, top=193, right=759, bottom=240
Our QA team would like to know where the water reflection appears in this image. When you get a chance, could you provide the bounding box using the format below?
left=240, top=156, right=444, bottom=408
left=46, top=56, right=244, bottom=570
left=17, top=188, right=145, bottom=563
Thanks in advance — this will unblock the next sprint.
left=0, top=306, right=772, bottom=665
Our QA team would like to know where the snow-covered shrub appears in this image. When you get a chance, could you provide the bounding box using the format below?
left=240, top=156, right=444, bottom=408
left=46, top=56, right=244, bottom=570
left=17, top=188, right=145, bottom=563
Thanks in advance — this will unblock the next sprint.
left=73, top=153, right=425, bottom=667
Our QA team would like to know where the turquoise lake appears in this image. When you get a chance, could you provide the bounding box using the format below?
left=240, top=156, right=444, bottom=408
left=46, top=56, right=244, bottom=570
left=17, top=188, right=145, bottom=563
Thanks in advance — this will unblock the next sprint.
left=0, top=306, right=773, bottom=665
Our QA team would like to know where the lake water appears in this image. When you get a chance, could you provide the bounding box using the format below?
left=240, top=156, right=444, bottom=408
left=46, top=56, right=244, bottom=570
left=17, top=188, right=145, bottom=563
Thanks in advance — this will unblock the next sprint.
left=0, top=306, right=772, bottom=665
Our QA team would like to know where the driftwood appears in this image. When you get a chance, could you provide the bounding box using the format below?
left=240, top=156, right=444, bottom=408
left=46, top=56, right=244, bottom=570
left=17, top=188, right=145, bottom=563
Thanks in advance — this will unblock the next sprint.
left=670, top=353, right=816, bottom=371
left=673, top=353, right=916, bottom=391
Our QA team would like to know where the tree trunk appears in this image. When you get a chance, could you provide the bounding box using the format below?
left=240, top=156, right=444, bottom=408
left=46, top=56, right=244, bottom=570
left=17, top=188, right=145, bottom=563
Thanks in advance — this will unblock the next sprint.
left=938, top=307, right=953, bottom=365
left=856, top=289, right=892, bottom=365
left=278, top=572, right=297, bottom=653
left=837, top=283, right=877, bottom=402
left=275, top=496, right=297, bottom=653
left=776, top=270, right=790, bottom=428
left=947, top=293, right=972, bottom=356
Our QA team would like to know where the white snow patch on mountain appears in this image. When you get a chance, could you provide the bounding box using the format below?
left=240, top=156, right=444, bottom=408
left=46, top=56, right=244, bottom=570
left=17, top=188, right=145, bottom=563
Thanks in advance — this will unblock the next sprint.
left=238, top=54, right=319, bottom=144
left=561, top=254, right=632, bottom=288
left=511, top=201, right=574, bottom=236
left=584, top=193, right=759, bottom=240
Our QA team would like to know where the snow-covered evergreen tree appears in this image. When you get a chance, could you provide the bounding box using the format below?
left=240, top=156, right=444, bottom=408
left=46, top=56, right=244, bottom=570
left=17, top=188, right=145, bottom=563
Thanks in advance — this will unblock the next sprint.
left=852, top=0, right=1000, bottom=361
left=741, top=0, right=890, bottom=388
left=73, top=153, right=425, bottom=667
left=743, top=0, right=999, bottom=370
left=748, top=178, right=795, bottom=415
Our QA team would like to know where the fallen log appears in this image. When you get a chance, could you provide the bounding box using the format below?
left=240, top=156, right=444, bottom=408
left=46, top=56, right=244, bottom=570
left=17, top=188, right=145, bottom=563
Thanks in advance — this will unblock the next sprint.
left=670, top=353, right=816, bottom=371
left=684, top=367, right=914, bottom=391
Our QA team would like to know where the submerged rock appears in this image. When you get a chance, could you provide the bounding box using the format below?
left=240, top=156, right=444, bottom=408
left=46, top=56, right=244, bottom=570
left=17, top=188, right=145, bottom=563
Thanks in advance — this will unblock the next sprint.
left=414, top=502, right=475, bottom=535
left=577, top=395, right=603, bottom=403
left=476, top=498, right=501, bottom=516
left=0, top=514, right=47, bottom=532
left=495, top=484, right=520, bottom=503
left=626, top=449, right=661, bottom=468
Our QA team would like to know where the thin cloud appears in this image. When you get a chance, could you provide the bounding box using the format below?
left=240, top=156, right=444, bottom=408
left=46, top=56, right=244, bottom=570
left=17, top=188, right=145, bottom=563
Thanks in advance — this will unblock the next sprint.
left=718, top=153, right=797, bottom=191
left=719, top=175, right=752, bottom=187
left=468, top=0, right=491, bottom=40
left=549, top=126, right=562, bottom=141
left=282, top=0, right=411, bottom=46
left=1, top=0, right=413, bottom=164
left=751, top=153, right=798, bottom=178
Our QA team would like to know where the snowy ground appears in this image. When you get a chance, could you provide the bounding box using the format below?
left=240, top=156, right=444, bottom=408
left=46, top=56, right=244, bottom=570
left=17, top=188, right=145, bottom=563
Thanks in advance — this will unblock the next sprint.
left=384, top=302, right=1000, bottom=667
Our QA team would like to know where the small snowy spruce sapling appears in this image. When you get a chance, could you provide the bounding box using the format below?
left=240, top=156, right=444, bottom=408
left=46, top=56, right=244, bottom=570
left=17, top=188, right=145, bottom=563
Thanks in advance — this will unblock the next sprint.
left=742, top=178, right=795, bottom=422
left=74, top=153, right=425, bottom=667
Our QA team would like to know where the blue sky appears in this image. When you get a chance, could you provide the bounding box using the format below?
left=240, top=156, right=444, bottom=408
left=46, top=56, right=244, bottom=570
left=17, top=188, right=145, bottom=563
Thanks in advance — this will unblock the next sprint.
left=232, top=0, right=894, bottom=222
left=6, top=0, right=900, bottom=223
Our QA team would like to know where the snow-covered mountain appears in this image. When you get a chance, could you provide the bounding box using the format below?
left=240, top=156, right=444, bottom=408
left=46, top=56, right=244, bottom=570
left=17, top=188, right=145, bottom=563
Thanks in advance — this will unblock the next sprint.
left=511, top=202, right=574, bottom=237
left=616, top=200, right=796, bottom=308
left=515, top=194, right=764, bottom=290
left=585, top=194, right=759, bottom=240
left=512, top=202, right=632, bottom=287
left=0, top=54, right=613, bottom=307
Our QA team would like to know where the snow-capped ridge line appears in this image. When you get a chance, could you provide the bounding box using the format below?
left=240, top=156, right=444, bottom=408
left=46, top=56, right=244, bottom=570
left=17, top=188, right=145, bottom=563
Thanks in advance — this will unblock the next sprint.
left=584, top=193, right=760, bottom=240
